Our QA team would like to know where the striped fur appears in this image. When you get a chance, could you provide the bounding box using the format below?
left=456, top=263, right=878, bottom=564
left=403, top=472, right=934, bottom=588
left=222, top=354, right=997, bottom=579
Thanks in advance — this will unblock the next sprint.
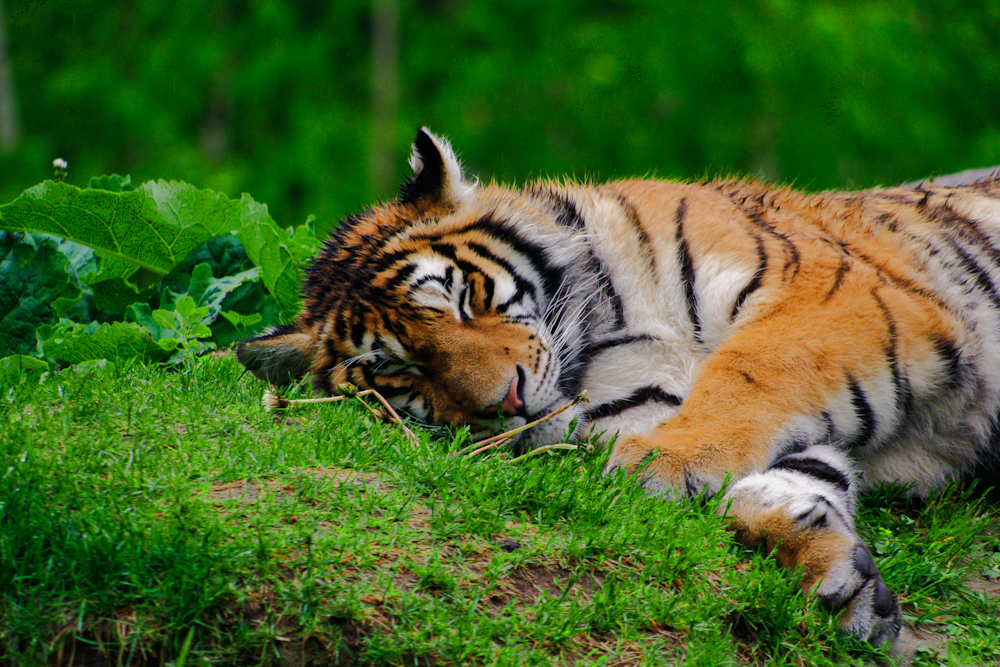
left=238, top=129, right=1000, bottom=646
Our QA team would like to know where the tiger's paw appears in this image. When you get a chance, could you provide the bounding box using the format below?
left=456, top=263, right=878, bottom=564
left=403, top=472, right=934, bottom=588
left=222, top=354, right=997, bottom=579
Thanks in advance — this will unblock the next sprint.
left=603, top=434, right=723, bottom=500
left=724, top=463, right=901, bottom=646
left=831, top=547, right=903, bottom=647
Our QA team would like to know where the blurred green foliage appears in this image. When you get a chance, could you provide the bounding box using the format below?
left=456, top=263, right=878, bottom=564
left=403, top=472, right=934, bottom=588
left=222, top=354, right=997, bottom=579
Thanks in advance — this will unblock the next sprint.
left=2, top=0, right=998, bottom=237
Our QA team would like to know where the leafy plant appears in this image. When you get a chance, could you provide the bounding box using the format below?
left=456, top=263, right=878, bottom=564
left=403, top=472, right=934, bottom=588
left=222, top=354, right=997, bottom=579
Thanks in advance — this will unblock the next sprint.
left=0, top=174, right=320, bottom=372
left=152, top=296, right=215, bottom=369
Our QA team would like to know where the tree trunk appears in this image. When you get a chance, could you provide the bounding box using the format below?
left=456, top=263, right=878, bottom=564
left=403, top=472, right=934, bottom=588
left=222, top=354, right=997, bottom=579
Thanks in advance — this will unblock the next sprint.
left=370, top=0, right=400, bottom=197
left=0, top=0, right=21, bottom=152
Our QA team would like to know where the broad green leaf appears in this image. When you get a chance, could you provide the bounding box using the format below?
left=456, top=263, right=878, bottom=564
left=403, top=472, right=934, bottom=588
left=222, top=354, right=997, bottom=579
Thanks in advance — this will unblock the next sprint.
left=72, top=358, right=117, bottom=378
left=211, top=290, right=281, bottom=348
left=0, top=180, right=313, bottom=320
left=158, top=338, right=180, bottom=352
left=232, top=194, right=304, bottom=321
left=88, top=278, right=155, bottom=315
left=126, top=303, right=177, bottom=340
left=0, top=232, right=82, bottom=358
left=54, top=237, right=99, bottom=281
left=161, top=262, right=259, bottom=323
left=159, top=235, right=282, bottom=346
left=160, top=235, right=254, bottom=297
left=88, top=174, right=134, bottom=192
left=191, top=323, right=212, bottom=339
left=286, top=214, right=322, bottom=264
left=153, top=310, right=176, bottom=330
left=220, top=311, right=262, bottom=328
left=175, top=296, right=197, bottom=320
left=0, top=182, right=175, bottom=275
left=0, top=355, right=49, bottom=386
left=41, top=320, right=171, bottom=364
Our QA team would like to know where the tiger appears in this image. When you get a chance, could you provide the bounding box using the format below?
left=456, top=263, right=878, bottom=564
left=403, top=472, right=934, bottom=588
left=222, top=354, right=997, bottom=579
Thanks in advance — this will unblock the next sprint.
left=238, top=128, right=1000, bottom=647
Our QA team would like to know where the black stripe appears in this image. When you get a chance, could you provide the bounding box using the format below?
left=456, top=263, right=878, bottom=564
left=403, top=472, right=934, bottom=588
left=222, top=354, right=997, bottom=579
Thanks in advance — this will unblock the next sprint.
left=674, top=198, right=701, bottom=341
left=841, top=245, right=946, bottom=307
left=823, top=256, right=851, bottom=303
left=350, top=320, right=366, bottom=349
left=871, top=291, right=913, bottom=419
left=588, top=249, right=626, bottom=329
left=549, top=192, right=585, bottom=230
left=619, top=194, right=656, bottom=271
left=770, top=456, right=851, bottom=493
left=359, top=364, right=412, bottom=400
left=931, top=336, right=962, bottom=389
left=935, top=200, right=1000, bottom=278
left=847, top=375, right=876, bottom=446
left=782, top=441, right=809, bottom=456
left=582, top=334, right=655, bottom=362
left=255, top=323, right=297, bottom=340
left=466, top=241, right=537, bottom=300
left=813, top=493, right=852, bottom=531
left=384, top=262, right=419, bottom=291
left=725, top=191, right=801, bottom=280
left=431, top=242, right=457, bottom=261
left=405, top=214, right=565, bottom=301
left=410, top=274, right=448, bottom=292
left=478, top=272, right=496, bottom=311
left=730, top=234, right=767, bottom=321
left=589, top=386, right=682, bottom=420
left=460, top=216, right=565, bottom=301
left=945, top=237, right=1000, bottom=313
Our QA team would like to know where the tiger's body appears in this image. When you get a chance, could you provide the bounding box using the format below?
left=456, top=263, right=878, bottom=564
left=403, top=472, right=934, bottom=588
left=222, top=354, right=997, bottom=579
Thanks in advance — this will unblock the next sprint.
left=238, top=129, right=1000, bottom=647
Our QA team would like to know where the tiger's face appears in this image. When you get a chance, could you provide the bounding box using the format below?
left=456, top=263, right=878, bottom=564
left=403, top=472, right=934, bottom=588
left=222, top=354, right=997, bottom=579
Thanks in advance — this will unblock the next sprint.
left=327, top=228, right=574, bottom=444
left=238, top=129, right=594, bottom=448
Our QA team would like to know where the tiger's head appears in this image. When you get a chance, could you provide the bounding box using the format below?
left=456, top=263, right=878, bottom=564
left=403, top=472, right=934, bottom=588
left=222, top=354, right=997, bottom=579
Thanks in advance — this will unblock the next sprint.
left=238, top=129, right=600, bottom=448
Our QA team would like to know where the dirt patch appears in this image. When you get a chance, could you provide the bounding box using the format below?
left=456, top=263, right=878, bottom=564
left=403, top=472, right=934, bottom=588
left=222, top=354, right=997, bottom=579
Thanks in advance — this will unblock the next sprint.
left=889, top=575, right=1000, bottom=665
left=204, top=467, right=393, bottom=505
left=965, top=576, right=1000, bottom=599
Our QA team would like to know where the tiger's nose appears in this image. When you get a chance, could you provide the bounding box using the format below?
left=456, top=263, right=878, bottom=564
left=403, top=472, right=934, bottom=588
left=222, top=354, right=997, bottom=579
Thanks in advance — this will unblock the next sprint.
left=500, top=365, right=526, bottom=416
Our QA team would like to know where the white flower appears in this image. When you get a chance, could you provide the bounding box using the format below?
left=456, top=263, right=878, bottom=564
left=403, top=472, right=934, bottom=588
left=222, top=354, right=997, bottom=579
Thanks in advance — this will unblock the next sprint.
left=262, top=389, right=288, bottom=412
left=52, top=158, right=68, bottom=170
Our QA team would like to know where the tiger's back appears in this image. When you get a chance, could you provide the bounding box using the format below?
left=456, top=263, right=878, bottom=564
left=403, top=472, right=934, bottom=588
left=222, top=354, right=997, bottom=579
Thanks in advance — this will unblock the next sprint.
left=237, top=129, right=1000, bottom=646
left=574, top=177, right=1000, bottom=495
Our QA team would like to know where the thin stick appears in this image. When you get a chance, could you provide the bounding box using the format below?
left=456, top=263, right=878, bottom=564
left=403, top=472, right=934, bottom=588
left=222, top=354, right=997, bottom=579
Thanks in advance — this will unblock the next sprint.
left=463, top=437, right=511, bottom=458
left=352, top=394, right=385, bottom=422
left=354, top=388, right=420, bottom=446
left=507, top=443, right=589, bottom=464
left=460, top=391, right=588, bottom=454
left=270, top=387, right=420, bottom=446
left=285, top=395, right=351, bottom=404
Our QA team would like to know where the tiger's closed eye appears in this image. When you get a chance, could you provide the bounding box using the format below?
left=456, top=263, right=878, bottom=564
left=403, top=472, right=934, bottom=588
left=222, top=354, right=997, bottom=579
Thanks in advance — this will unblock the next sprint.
left=371, top=356, right=425, bottom=377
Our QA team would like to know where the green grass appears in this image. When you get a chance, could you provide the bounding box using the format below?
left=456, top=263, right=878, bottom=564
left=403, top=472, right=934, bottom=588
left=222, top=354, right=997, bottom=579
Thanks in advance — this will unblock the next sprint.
left=2, top=356, right=998, bottom=666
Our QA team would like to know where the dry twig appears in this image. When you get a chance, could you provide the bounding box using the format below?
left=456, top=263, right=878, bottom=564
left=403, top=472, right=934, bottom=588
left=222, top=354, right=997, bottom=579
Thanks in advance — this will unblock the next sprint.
left=262, top=385, right=420, bottom=446
left=455, top=390, right=589, bottom=458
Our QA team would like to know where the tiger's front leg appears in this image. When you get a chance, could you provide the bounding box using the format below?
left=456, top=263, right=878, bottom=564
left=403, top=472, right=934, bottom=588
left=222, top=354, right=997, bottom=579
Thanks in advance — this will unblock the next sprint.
left=723, top=445, right=902, bottom=646
left=604, top=306, right=907, bottom=645
left=606, top=417, right=903, bottom=647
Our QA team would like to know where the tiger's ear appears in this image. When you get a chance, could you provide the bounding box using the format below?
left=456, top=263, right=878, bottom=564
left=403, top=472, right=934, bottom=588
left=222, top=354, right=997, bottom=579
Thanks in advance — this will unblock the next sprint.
left=236, top=325, right=315, bottom=386
left=400, top=127, right=475, bottom=207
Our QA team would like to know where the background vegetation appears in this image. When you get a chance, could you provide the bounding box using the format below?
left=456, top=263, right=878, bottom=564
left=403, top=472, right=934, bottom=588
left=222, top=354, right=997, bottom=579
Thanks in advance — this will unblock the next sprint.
left=2, top=0, right=999, bottom=238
